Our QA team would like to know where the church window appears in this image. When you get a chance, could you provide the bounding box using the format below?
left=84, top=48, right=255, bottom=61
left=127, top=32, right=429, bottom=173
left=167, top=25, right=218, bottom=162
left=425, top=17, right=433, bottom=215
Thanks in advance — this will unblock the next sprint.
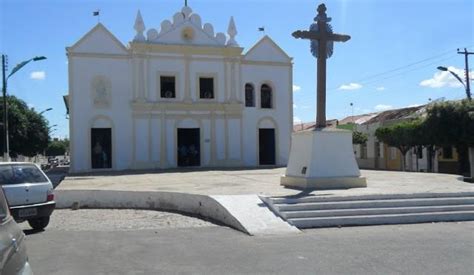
left=261, top=84, right=272, bottom=109
left=245, top=83, right=255, bottom=107
left=160, top=76, right=176, bottom=98
left=199, top=77, right=214, bottom=99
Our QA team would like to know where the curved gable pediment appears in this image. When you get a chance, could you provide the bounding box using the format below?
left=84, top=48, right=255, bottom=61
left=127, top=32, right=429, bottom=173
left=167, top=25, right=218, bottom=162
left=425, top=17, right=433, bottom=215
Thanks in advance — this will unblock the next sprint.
left=133, top=6, right=235, bottom=48
left=152, top=21, right=224, bottom=47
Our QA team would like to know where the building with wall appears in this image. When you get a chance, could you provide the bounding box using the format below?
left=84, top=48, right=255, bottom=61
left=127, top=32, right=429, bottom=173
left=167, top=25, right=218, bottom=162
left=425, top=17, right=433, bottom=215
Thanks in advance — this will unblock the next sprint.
left=67, top=5, right=293, bottom=173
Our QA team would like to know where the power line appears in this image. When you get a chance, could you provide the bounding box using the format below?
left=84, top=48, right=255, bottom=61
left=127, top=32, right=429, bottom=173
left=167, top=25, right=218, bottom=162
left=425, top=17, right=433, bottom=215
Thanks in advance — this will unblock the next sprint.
left=329, top=46, right=473, bottom=91
left=358, top=54, right=459, bottom=88
left=354, top=50, right=455, bottom=82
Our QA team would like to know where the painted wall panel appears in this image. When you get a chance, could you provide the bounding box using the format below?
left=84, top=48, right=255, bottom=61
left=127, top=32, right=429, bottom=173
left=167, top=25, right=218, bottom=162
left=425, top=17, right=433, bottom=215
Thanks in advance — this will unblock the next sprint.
left=135, top=118, right=149, bottom=162
left=228, top=119, right=241, bottom=160
left=215, top=119, right=225, bottom=160
left=151, top=119, right=161, bottom=162
left=202, top=119, right=211, bottom=166
left=166, top=119, right=176, bottom=166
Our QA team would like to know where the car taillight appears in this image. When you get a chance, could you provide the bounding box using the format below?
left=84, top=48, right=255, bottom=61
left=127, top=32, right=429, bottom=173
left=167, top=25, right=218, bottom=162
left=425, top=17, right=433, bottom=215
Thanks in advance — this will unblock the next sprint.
left=47, top=192, right=54, bottom=202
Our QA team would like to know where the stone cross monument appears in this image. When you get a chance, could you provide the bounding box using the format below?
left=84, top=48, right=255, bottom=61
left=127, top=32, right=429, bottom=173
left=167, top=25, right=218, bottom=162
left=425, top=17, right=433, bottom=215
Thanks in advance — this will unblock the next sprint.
left=292, top=3, right=350, bottom=128
left=281, top=3, right=366, bottom=190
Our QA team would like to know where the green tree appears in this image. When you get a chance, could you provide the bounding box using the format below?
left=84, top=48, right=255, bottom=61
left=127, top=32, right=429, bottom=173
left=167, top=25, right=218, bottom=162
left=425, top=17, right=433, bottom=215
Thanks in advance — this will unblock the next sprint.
left=45, top=140, right=66, bottom=156
left=375, top=120, right=423, bottom=171
left=0, top=95, right=49, bottom=157
left=336, top=124, right=368, bottom=144
left=352, top=131, right=368, bottom=145
left=422, top=100, right=474, bottom=176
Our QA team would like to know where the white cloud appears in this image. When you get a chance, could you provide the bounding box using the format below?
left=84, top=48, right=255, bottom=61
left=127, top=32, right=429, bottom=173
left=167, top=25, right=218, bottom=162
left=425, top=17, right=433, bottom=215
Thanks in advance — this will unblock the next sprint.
left=420, top=66, right=473, bottom=88
left=374, top=104, right=393, bottom=111
left=376, top=86, right=385, bottom=91
left=407, top=103, right=421, bottom=108
left=293, top=85, right=301, bottom=92
left=30, top=71, right=45, bottom=80
left=293, top=116, right=302, bottom=124
left=293, top=104, right=297, bottom=109
left=339, top=83, right=362, bottom=90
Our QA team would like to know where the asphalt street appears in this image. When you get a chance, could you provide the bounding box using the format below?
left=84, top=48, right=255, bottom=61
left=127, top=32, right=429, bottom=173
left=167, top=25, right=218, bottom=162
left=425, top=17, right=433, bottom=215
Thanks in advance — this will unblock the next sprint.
left=24, top=221, right=474, bottom=275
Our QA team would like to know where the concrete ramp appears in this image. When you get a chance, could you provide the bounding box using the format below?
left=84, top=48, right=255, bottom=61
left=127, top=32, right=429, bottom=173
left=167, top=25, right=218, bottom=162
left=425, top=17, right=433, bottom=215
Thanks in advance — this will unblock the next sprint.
left=55, top=190, right=299, bottom=236
left=211, top=195, right=300, bottom=236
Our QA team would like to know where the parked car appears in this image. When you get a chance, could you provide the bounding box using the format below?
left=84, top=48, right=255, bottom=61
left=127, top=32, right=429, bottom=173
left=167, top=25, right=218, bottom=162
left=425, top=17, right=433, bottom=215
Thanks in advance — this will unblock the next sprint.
left=0, top=162, right=55, bottom=230
left=48, top=158, right=59, bottom=167
left=0, top=187, right=33, bottom=274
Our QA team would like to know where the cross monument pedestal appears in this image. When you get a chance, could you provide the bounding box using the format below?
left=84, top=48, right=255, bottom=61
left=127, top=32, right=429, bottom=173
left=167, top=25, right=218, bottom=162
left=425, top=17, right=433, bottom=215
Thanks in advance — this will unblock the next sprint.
left=281, top=3, right=366, bottom=190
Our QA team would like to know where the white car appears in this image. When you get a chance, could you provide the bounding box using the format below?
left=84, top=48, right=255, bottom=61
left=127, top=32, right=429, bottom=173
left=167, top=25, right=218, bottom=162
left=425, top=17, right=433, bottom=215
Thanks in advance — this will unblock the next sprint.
left=0, top=162, right=55, bottom=230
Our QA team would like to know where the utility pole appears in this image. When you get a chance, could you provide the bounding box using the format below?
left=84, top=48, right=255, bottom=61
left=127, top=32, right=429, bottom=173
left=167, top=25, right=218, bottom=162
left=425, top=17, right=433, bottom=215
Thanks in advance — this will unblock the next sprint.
left=457, top=48, right=473, bottom=101
left=1, top=55, right=9, bottom=161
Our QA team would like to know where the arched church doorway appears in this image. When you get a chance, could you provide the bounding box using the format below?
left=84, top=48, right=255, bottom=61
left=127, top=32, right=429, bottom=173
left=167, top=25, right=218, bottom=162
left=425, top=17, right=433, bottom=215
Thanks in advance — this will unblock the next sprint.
left=177, top=128, right=200, bottom=167
left=91, top=128, right=112, bottom=169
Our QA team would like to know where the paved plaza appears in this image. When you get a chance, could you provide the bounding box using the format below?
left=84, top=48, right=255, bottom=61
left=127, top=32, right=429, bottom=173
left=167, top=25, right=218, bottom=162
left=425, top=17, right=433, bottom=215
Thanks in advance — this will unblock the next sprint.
left=59, top=168, right=474, bottom=197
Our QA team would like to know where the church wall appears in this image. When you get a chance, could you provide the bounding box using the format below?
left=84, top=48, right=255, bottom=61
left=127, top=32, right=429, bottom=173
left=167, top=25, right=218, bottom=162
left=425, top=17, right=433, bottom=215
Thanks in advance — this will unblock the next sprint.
left=241, top=64, right=292, bottom=166
left=69, top=17, right=293, bottom=172
left=69, top=56, right=133, bottom=173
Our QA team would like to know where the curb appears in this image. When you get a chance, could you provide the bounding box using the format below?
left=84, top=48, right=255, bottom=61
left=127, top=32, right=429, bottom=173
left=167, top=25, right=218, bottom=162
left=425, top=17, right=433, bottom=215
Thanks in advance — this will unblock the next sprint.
left=55, top=189, right=249, bottom=234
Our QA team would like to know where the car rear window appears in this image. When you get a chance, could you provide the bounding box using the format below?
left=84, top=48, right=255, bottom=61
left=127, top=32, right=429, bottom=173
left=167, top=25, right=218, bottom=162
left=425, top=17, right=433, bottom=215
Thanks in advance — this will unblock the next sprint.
left=0, top=164, right=48, bottom=185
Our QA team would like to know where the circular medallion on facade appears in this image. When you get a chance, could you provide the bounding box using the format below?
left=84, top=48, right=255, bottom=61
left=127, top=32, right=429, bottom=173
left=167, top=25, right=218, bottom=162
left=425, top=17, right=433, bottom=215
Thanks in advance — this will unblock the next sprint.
left=181, top=27, right=195, bottom=41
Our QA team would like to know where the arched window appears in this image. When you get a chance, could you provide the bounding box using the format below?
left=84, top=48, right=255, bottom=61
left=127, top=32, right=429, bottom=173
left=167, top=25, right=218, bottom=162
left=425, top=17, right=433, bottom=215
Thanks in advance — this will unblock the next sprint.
left=261, top=84, right=272, bottom=109
left=245, top=83, right=255, bottom=107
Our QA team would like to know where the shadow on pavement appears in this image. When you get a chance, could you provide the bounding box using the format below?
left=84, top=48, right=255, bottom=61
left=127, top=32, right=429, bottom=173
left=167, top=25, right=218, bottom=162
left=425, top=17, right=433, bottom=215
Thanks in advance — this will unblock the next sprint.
left=23, top=228, right=45, bottom=236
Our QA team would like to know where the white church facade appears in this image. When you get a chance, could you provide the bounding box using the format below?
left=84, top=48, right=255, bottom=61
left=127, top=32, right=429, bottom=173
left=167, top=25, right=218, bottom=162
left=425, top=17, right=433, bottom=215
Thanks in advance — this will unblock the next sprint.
left=67, top=5, right=293, bottom=173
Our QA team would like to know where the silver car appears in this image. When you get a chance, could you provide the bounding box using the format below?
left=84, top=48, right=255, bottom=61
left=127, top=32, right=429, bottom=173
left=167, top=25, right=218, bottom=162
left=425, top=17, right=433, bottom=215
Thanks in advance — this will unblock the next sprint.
left=0, top=187, right=33, bottom=275
left=0, top=163, right=55, bottom=230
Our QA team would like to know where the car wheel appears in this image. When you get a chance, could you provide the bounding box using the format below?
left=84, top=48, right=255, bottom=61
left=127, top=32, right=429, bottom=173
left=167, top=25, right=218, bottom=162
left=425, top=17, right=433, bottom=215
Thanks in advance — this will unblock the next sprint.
left=28, top=217, right=50, bottom=230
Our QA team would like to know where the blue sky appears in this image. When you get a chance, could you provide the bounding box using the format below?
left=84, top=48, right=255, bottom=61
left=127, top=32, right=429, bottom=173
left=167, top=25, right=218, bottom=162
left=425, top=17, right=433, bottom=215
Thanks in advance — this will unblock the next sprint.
left=1, top=0, right=473, bottom=138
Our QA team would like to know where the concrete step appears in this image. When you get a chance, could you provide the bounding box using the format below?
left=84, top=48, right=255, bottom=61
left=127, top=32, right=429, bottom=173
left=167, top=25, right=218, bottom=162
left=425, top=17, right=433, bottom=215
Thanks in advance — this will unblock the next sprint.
left=270, top=192, right=474, bottom=205
left=288, top=211, right=474, bottom=228
left=275, top=197, right=474, bottom=211
left=282, top=204, right=474, bottom=219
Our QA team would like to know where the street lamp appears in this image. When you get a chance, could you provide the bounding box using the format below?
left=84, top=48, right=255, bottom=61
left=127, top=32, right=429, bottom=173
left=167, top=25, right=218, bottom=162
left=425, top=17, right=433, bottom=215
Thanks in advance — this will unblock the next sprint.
left=1, top=54, right=47, bottom=161
left=437, top=66, right=472, bottom=101
left=39, top=107, right=53, bottom=115
left=350, top=102, right=354, bottom=131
